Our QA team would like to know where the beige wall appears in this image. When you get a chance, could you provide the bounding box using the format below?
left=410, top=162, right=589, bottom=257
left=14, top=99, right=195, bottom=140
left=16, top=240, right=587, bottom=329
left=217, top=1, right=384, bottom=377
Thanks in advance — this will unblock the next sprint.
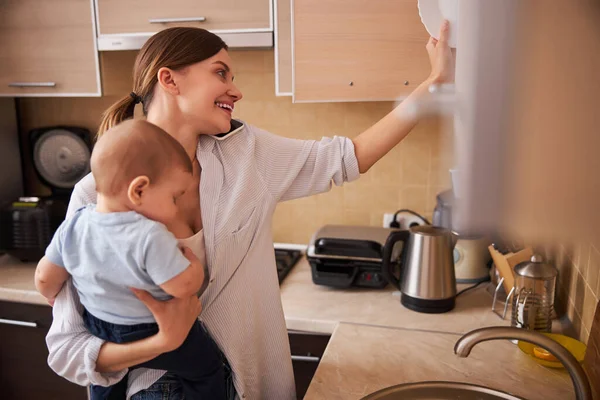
left=17, top=49, right=453, bottom=244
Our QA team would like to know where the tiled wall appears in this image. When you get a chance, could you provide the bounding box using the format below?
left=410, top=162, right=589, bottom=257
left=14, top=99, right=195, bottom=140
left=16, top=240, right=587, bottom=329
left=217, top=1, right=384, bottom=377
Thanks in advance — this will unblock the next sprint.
left=551, top=244, right=600, bottom=344
left=17, top=50, right=453, bottom=244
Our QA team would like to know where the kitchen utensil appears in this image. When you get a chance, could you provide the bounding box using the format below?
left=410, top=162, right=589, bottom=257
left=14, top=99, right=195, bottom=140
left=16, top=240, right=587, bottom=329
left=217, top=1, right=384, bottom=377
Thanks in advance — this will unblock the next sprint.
left=454, top=233, right=491, bottom=283
left=307, top=225, right=404, bottom=289
left=489, top=246, right=534, bottom=320
left=518, top=332, right=587, bottom=369
left=511, top=255, right=557, bottom=332
left=418, top=0, right=459, bottom=48
left=488, top=245, right=534, bottom=295
left=382, top=226, right=458, bottom=313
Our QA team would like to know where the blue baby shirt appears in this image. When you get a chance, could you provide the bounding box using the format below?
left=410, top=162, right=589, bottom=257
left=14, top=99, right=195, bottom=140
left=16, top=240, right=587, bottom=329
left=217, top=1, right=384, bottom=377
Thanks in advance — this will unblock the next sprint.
left=45, top=205, right=190, bottom=325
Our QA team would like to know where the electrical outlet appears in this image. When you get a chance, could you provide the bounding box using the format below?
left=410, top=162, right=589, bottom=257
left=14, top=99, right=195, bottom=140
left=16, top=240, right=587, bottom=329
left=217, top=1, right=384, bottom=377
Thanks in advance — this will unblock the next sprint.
left=383, top=213, right=396, bottom=228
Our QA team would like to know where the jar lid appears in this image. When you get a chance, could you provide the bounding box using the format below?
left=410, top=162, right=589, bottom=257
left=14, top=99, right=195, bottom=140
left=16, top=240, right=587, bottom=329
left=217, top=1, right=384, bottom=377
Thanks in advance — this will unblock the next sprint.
left=514, top=255, right=558, bottom=279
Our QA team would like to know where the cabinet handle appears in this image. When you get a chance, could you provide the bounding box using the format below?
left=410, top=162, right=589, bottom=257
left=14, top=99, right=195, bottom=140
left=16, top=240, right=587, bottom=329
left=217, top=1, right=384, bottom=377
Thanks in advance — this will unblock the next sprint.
left=148, top=17, right=206, bottom=24
left=8, top=82, right=56, bottom=88
left=291, top=355, right=320, bottom=363
left=0, top=318, right=38, bottom=328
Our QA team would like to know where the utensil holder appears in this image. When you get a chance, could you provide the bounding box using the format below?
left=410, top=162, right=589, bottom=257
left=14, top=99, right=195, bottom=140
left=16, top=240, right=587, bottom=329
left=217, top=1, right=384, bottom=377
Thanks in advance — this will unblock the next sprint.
left=488, top=245, right=534, bottom=319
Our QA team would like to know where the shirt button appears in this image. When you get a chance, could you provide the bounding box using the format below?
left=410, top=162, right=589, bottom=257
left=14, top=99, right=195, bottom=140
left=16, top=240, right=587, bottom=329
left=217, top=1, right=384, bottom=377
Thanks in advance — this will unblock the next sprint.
left=242, top=395, right=246, bottom=399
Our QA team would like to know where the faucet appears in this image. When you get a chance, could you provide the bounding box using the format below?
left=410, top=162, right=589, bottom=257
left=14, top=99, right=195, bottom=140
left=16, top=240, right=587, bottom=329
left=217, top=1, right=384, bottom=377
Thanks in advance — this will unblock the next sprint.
left=454, top=327, right=592, bottom=400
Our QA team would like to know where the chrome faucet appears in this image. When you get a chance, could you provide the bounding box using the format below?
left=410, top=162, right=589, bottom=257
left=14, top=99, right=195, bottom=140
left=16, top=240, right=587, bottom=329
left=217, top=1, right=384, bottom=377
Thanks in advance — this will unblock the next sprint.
left=454, top=327, right=592, bottom=400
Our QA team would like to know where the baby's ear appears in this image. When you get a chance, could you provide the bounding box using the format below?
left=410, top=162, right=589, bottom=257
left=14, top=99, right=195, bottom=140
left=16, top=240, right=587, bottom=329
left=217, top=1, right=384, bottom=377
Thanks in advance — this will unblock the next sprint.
left=127, top=176, right=150, bottom=205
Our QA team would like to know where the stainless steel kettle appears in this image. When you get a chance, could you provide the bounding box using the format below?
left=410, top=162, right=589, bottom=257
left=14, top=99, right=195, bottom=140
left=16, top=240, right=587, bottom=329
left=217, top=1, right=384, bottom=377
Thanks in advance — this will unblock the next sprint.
left=383, top=226, right=458, bottom=313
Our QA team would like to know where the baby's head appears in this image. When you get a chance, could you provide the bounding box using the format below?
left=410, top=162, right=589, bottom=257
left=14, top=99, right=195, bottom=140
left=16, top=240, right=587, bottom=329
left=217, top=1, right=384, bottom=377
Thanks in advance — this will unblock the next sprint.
left=91, top=120, right=193, bottom=224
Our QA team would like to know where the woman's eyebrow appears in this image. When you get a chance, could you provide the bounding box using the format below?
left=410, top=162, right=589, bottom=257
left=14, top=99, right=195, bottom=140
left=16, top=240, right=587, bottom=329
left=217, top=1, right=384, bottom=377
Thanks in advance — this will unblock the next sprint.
left=212, top=61, right=231, bottom=72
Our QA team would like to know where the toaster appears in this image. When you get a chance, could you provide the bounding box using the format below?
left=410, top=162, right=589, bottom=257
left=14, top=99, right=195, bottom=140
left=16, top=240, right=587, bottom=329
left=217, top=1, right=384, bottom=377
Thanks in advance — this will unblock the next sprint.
left=306, top=225, right=402, bottom=289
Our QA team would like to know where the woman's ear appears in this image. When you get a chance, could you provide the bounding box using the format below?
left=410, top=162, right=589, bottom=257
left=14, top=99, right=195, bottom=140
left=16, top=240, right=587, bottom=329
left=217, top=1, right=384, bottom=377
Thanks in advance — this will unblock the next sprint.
left=127, top=176, right=150, bottom=206
left=157, top=67, right=180, bottom=96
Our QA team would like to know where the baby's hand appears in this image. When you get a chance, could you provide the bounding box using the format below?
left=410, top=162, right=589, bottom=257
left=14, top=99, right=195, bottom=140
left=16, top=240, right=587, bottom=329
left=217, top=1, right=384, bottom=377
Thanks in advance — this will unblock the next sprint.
left=181, top=246, right=199, bottom=263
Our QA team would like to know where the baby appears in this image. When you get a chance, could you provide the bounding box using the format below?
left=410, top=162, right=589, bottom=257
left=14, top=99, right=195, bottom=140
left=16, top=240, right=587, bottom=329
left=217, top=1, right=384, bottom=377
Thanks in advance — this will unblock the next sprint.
left=35, top=120, right=225, bottom=400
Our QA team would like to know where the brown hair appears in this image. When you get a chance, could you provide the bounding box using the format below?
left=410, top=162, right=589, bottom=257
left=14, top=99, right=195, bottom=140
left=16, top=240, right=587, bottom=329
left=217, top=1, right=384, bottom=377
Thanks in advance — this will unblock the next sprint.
left=98, top=27, right=228, bottom=138
left=91, top=119, right=193, bottom=196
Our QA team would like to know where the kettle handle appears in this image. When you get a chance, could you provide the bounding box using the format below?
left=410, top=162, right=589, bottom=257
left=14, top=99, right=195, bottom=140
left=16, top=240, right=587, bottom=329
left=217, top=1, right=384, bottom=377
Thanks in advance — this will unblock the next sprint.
left=382, top=230, right=410, bottom=288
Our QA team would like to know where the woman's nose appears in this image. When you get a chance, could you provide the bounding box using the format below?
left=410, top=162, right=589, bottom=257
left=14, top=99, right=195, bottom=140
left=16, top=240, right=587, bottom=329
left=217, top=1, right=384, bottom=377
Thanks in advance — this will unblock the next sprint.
left=228, top=82, right=243, bottom=102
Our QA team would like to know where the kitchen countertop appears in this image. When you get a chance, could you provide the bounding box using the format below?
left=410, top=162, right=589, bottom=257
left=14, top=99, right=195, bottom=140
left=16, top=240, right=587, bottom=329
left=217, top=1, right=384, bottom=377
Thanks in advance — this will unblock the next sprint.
left=2, top=254, right=568, bottom=336
left=1, top=253, right=579, bottom=399
left=0, top=255, right=46, bottom=305
left=305, top=323, right=575, bottom=400
left=280, top=257, right=511, bottom=334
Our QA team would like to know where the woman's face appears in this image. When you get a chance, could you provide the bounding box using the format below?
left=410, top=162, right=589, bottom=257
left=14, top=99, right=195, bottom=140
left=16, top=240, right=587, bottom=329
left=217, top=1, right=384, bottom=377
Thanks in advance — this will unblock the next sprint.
left=173, top=49, right=243, bottom=135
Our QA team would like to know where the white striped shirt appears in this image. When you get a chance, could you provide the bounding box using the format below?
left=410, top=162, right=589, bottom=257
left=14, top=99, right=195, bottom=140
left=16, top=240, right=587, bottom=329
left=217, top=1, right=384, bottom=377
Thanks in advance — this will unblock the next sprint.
left=45, top=121, right=360, bottom=399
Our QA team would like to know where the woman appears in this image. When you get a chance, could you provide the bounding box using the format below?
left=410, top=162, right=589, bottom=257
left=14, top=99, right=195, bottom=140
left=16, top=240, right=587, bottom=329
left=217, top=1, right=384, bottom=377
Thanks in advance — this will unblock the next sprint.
left=46, top=21, right=454, bottom=399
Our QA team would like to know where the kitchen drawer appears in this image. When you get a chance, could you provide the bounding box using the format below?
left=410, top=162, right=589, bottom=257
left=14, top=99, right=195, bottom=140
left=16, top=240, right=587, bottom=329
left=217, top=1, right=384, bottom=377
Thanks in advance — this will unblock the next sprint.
left=0, top=301, right=88, bottom=399
left=288, top=330, right=330, bottom=399
left=0, top=0, right=100, bottom=97
left=96, top=0, right=272, bottom=35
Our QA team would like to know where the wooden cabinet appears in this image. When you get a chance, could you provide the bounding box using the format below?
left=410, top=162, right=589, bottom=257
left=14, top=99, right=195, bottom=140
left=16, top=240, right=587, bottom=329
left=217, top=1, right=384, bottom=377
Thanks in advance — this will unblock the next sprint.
left=96, top=0, right=272, bottom=35
left=288, top=330, right=330, bottom=399
left=0, top=0, right=100, bottom=97
left=0, top=300, right=89, bottom=399
left=275, top=0, right=293, bottom=95
left=291, top=0, right=431, bottom=102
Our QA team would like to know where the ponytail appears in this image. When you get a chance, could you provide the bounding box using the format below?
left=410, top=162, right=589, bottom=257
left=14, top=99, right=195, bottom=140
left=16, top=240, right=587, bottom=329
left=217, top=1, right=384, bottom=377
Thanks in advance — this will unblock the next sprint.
left=97, top=94, right=138, bottom=139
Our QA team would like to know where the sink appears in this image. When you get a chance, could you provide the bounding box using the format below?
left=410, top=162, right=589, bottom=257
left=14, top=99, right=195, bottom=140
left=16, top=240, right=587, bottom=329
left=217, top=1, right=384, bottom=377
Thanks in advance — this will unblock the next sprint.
left=361, top=381, right=523, bottom=400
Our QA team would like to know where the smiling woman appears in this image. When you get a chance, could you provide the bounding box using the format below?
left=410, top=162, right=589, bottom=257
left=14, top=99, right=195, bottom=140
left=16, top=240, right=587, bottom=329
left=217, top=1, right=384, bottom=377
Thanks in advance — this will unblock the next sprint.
left=46, top=23, right=454, bottom=400
left=98, top=28, right=237, bottom=138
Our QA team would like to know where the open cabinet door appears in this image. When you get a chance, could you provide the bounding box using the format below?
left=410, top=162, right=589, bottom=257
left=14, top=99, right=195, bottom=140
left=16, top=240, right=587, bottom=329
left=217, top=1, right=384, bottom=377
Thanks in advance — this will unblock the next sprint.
left=453, top=0, right=600, bottom=246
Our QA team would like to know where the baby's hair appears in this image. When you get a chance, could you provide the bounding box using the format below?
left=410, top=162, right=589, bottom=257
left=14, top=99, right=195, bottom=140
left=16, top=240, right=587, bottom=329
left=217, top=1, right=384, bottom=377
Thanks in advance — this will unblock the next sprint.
left=91, top=119, right=193, bottom=195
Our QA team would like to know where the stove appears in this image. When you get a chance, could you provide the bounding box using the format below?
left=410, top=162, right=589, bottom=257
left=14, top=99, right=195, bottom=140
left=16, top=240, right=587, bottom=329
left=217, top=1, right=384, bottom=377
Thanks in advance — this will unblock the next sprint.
left=275, top=248, right=302, bottom=284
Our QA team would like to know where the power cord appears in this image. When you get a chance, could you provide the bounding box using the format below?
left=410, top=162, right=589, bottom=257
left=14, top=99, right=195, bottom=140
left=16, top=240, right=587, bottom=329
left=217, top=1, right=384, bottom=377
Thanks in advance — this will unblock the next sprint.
left=390, top=209, right=431, bottom=228
left=456, top=280, right=488, bottom=297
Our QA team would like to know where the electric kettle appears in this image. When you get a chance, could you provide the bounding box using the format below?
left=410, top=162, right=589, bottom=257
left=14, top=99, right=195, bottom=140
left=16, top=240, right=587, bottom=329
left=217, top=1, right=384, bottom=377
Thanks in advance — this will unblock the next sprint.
left=383, top=226, right=458, bottom=313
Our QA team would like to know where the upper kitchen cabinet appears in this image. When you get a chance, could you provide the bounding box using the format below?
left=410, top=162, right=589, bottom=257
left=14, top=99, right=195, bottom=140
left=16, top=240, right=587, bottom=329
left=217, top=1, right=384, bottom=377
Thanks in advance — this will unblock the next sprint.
left=275, top=0, right=292, bottom=95
left=292, top=0, right=431, bottom=102
left=95, top=0, right=274, bottom=50
left=0, top=0, right=101, bottom=97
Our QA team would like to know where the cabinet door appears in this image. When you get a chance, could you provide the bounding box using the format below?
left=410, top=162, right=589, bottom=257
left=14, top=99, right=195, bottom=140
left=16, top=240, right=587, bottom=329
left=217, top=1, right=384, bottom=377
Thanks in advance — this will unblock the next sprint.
left=0, top=301, right=89, bottom=399
left=0, top=0, right=100, bottom=97
left=292, top=0, right=431, bottom=102
left=275, top=0, right=293, bottom=95
left=288, top=331, right=330, bottom=399
left=96, top=0, right=272, bottom=35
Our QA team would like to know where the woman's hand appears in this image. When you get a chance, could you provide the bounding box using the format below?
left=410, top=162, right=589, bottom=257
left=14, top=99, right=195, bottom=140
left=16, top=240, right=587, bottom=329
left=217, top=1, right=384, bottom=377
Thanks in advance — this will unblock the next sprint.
left=351, top=20, right=457, bottom=173
left=426, top=20, right=455, bottom=84
left=131, top=288, right=202, bottom=352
